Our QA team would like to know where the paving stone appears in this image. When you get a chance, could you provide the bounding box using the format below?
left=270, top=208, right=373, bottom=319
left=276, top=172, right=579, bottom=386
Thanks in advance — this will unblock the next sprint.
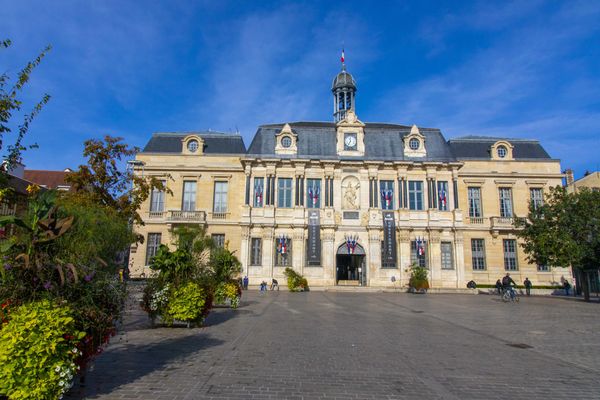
left=67, top=284, right=600, bottom=399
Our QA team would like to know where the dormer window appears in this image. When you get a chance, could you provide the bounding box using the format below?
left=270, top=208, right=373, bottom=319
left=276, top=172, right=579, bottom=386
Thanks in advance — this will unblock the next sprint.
left=403, top=125, right=427, bottom=158
left=497, top=145, right=507, bottom=158
left=187, top=140, right=199, bottom=153
left=275, top=124, right=298, bottom=155
left=409, top=138, right=420, bottom=150
left=182, top=135, right=204, bottom=155
left=490, top=141, right=514, bottom=160
left=281, top=136, right=292, bottom=148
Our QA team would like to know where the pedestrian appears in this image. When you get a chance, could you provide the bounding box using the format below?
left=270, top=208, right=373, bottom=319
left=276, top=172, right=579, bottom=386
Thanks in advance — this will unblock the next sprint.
left=524, top=277, right=532, bottom=296
left=563, top=279, right=571, bottom=296
left=270, top=278, right=279, bottom=291
left=495, top=279, right=502, bottom=295
left=243, top=275, right=249, bottom=290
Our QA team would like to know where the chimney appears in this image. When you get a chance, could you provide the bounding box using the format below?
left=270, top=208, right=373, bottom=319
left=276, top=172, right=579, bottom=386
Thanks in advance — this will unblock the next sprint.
left=565, top=169, right=575, bottom=186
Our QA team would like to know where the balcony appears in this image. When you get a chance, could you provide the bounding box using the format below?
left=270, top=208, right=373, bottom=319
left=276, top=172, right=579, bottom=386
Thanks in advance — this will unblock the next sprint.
left=210, top=211, right=228, bottom=220
left=467, top=216, right=486, bottom=225
left=148, top=211, right=165, bottom=219
left=167, top=210, right=206, bottom=223
left=491, top=216, right=515, bottom=229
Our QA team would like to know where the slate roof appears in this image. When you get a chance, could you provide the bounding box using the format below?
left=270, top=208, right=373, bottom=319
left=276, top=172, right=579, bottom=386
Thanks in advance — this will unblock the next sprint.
left=142, top=132, right=246, bottom=154
left=246, top=122, right=456, bottom=162
left=448, top=136, right=552, bottom=160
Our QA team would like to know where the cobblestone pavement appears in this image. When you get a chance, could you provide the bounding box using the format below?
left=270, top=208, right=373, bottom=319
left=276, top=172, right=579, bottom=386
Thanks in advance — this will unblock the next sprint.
left=69, top=285, right=600, bottom=399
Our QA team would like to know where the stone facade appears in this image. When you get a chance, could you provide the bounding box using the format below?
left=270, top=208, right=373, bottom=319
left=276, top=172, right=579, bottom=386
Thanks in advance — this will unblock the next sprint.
left=129, top=66, right=571, bottom=288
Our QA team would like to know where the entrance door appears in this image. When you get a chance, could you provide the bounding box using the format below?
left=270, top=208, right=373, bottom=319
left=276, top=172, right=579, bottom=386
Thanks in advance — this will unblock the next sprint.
left=336, top=242, right=367, bottom=286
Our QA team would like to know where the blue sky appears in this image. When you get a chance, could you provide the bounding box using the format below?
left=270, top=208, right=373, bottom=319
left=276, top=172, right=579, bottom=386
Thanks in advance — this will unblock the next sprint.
left=2, top=1, right=599, bottom=177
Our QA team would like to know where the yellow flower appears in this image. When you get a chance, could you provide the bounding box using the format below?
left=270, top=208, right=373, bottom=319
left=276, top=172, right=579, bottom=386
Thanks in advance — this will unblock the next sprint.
left=26, top=184, right=40, bottom=195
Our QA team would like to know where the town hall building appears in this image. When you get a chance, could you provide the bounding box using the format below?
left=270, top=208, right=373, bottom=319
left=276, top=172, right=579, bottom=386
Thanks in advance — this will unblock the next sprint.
left=128, top=62, right=569, bottom=289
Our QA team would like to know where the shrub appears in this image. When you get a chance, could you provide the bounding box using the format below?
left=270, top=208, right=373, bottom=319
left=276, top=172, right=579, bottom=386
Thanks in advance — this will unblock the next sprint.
left=283, top=268, right=309, bottom=292
left=408, top=264, right=429, bottom=291
left=0, top=300, right=85, bottom=400
left=214, top=281, right=241, bottom=309
left=164, top=282, right=207, bottom=326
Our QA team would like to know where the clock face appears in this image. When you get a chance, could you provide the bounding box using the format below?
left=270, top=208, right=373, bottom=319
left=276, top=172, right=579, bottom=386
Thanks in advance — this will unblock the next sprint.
left=344, top=134, right=357, bottom=148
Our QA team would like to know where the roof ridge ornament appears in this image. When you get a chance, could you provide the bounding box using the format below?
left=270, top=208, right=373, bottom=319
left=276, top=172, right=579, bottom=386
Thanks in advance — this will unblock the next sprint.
left=411, top=124, right=420, bottom=135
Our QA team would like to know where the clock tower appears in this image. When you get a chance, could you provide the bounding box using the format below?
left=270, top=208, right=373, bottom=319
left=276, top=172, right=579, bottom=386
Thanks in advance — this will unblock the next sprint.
left=332, top=55, right=357, bottom=122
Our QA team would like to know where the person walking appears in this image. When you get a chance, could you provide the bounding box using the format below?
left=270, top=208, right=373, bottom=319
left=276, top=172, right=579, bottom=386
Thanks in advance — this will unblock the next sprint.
left=524, top=277, right=532, bottom=296
left=563, top=279, right=571, bottom=296
left=243, top=275, right=249, bottom=290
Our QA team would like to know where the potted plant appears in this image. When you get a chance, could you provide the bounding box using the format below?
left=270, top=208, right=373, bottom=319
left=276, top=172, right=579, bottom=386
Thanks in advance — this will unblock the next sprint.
left=407, top=263, right=429, bottom=294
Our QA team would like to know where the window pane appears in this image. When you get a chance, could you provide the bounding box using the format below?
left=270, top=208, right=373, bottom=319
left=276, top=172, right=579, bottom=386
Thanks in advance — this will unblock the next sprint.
left=275, top=238, right=292, bottom=266
left=150, top=180, right=166, bottom=212
left=212, top=234, right=225, bottom=248
left=253, top=177, right=264, bottom=208
left=471, top=239, right=486, bottom=270
left=499, top=188, right=513, bottom=218
left=380, top=180, right=394, bottom=210
left=278, top=178, right=292, bottom=208
left=213, top=181, right=228, bottom=213
left=468, top=187, right=482, bottom=217
left=437, top=181, right=449, bottom=211
left=503, top=239, right=518, bottom=270
left=530, top=188, right=543, bottom=210
left=410, top=239, right=427, bottom=268
left=408, top=181, right=423, bottom=210
left=251, top=238, right=262, bottom=265
left=182, top=181, right=196, bottom=211
left=306, top=179, right=321, bottom=208
left=145, top=233, right=162, bottom=265
left=441, top=242, right=453, bottom=269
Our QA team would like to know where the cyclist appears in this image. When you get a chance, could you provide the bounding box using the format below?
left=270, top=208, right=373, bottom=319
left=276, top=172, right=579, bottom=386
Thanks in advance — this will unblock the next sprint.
left=502, top=273, right=517, bottom=300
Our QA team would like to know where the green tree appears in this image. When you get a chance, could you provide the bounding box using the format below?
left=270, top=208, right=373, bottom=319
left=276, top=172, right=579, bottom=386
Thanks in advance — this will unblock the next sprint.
left=0, top=39, right=51, bottom=198
left=65, top=135, right=170, bottom=226
left=515, top=186, right=600, bottom=301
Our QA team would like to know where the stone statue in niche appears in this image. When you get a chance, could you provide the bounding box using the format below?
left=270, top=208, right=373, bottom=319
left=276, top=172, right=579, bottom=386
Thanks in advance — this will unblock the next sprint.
left=342, top=176, right=360, bottom=210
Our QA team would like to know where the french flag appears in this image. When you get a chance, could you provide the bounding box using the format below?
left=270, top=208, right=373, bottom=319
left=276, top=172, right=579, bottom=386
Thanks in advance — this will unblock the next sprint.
left=341, top=49, right=345, bottom=63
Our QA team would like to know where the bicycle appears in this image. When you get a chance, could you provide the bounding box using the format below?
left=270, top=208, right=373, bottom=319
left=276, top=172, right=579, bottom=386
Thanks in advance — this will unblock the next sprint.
left=501, top=287, right=519, bottom=303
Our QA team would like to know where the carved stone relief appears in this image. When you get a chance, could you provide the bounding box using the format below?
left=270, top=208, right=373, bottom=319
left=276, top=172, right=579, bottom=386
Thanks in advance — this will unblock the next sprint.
left=342, top=176, right=360, bottom=210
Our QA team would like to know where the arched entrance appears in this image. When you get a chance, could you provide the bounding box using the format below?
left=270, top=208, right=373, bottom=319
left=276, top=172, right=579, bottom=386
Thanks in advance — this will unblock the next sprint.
left=336, top=242, right=366, bottom=286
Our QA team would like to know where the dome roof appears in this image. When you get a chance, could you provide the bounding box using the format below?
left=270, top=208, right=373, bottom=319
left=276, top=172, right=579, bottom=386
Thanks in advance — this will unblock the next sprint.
left=331, top=68, right=357, bottom=91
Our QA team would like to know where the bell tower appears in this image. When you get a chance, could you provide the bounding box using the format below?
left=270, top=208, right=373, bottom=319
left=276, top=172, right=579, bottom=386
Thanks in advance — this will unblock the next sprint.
left=332, top=51, right=357, bottom=122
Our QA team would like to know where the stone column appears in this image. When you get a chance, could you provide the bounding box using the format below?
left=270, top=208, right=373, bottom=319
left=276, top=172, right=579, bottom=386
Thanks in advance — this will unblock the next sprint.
left=429, top=231, right=441, bottom=286
left=454, top=234, right=465, bottom=288
left=240, top=227, right=250, bottom=275
left=368, top=230, right=381, bottom=287
left=293, top=229, right=305, bottom=275
left=398, top=230, right=411, bottom=285
left=263, top=228, right=275, bottom=280
left=322, top=229, right=336, bottom=284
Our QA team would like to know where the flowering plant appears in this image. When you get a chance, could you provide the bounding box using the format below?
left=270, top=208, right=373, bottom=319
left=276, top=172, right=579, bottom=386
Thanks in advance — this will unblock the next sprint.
left=214, top=281, right=241, bottom=309
left=0, top=300, right=85, bottom=400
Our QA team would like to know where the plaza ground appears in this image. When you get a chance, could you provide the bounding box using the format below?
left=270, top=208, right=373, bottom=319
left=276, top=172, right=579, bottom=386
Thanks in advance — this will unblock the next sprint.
left=69, top=286, right=600, bottom=399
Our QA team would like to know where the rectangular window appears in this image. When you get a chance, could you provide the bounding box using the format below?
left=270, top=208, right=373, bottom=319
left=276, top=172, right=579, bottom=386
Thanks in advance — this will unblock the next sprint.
left=437, top=181, right=449, bottom=211
left=380, top=180, right=394, bottom=210
left=530, top=188, right=543, bottom=211
left=213, top=181, right=228, bottom=213
left=503, top=239, right=518, bottom=270
left=182, top=181, right=196, bottom=211
left=212, top=234, right=225, bottom=248
left=149, top=181, right=166, bottom=212
left=410, top=240, right=427, bottom=268
left=306, top=178, right=321, bottom=209
left=253, top=177, right=264, bottom=208
left=408, top=181, right=424, bottom=210
left=441, top=242, right=454, bottom=270
left=275, top=238, right=292, bottom=266
left=250, top=238, right=262, bottom=266
left=277, top=178, right=293, bottom=208
left=499, top=187, right=513, bottom=218
left=145, top=233, right=162, bottom=265
left=468, top=187, right=482, bottom=217
left=471, top=239, right=486, bottom=270
left=537, top=264, right=550, bottom=272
